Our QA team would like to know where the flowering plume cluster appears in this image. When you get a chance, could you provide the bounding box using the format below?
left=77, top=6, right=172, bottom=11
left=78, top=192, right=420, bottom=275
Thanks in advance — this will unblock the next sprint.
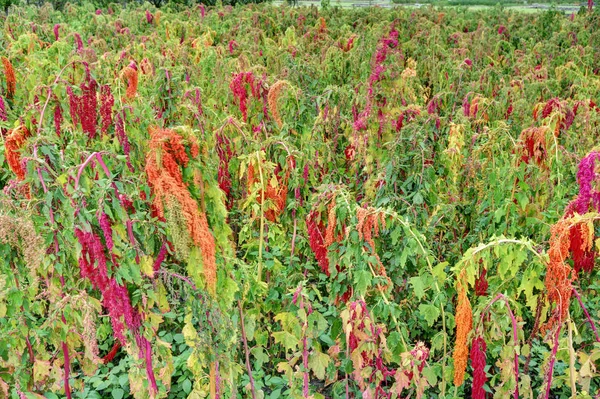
left=53, top=24, right=60, bottom=41
left=2, top=57, right=16, bottom=99
left=353, top=28, right=398, bottom=132
left=5, top=125, right=30, bottom=181
left=533, top=97, right=575, bottom=135
left=307, top=208, right=329, bottom=274
left=65, top=74, right=98, bottom=138
left=145, top=127, right=217, bottom=295
left=121, top=62, right=138, bottom=99
left=562, top=152, right=600, bottom=273
left=75, top=228, right=134, bottom=343
left=338, top=34, right=357, bottom=52
left=74, top=227, right=158, bottom=393
left=54, top=103, right=63, bottom=137
left=427, top=96, right=441, bottom=115
left=114, top=111, right=133, bottom=171
left=394, top=107, right=420, bottom=132
left=67, top=86, right=79, bottom=125
left=216, top=132, right=233, bottom=209
left=247, top=158, right=291, bottom=222
left=568, top=221, right=594, bottom=273
left=343, top=301, right=393, bottom=389
left=462, top=94, right=483, bottom=119
left=74, top=33, right=84, bottom=52
left=356, top=206, right=390, bottom=286
left=568, top=151, right=600, bottom=214
left=519, top=127, right=549, bottom=166
left=228, top=40, right=238, bottom=54
left=229, top=72, right=260, bottom=122
left=267, top=80, right=288, bottom=128
left=0, top=214, right=45, bottom=272
left=140, top=58, right=154, bottom=76
left=80, top=78, right=98, bottom=138
left=98, top=212, right=114, bottom=251
left=99, top=85, right=114, bottom=135
left=470, top=335, right=487, bottom=399
left=0, top=96, right=7, bottom=121
left=342, top=300, right=418, bottom=397
left=544, top=217, right=574, bottom=330
left=453, top=271, right=472, bottom=386
left=474, top=267, right=488, bottom=296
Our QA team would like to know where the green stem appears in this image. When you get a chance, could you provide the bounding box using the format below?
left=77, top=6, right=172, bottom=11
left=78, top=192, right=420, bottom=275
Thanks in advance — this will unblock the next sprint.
left=567, top=313, right=577, bottom=397
left=257, top=154, right=265, bottom=282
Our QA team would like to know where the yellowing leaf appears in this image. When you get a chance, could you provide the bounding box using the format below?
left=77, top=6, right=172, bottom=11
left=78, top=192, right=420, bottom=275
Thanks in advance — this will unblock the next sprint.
left=140, top=255, right=154, bottom=278
left=33, top=359, right=51, bottom=383
left=308, top=351, right=331, bottom=380
left=272, top=331, right=299, bottom=352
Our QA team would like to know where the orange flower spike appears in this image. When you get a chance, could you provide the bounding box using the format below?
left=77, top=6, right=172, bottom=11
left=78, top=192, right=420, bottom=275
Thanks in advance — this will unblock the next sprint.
left=5, top=125, right=30, bottom=180
left=453, top=270, right=473, bottom=386
left=2, top=57, right=16, bottom=99
left=145, top=127, right=217, bottom=295
left=267, top=81, right=287, bottom=128
left=121, top=61, right=138, bottom=100
left=544, top=217, right=574, bottom=330
left=324, top=198, right=337, bottom=248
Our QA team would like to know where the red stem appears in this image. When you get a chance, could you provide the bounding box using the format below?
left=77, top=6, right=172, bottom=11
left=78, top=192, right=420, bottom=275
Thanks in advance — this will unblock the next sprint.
left=62, top=340, right=72, bottom=399
left=572, top=288, right=600, bottom=342
left=102, top=341, right=121, bottom=364
left=144, top=338, right=158, bottom=393
left=544, top=324, right=562, bottom=399
left=302, top=302, right=309, bottom=398
left=480, top=293, right=519, bottom=399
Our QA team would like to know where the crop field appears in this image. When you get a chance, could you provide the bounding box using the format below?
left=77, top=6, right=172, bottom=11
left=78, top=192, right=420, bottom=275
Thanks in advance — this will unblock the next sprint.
left=1, top=3, right=600, bottom=399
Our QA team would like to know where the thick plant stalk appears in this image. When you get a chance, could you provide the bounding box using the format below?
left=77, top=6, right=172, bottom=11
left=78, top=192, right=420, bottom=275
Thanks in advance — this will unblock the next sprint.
left=237, top=301, right=257, bottom=399
left=256, top=157, right=265, bottom=282
left=62, top=338, right=72, bottom=399
left=567, top=315, right=577, bottom=397
left=144, top=339, right=158, bottom=394
left=544, top=324, right=563, bottom=399
left=289, top=210, right=297, bottom=267
left=301, top=297, right=309, bottom=398
left=480, top=293, right=519, bottom=399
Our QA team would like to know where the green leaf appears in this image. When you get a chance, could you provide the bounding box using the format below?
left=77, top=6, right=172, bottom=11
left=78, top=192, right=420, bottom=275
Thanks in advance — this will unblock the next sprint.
left=422, top=365, right=439, bottom=386
left=272, top=331, right=299, bottom=351
left=410, top=276, right=426, bottom=300
left=274, top=312, right=301, bottom=336
left=354, top=269, right=371, bottom=296
left=182, top=379, right=192, bottom=394
left=432, top=262, right=448, bottom=283
left=413, top=192, right=424, bottom=205
left=112, top=388, right=125, bottom=399
left=418, top=304, right=440, bottom=327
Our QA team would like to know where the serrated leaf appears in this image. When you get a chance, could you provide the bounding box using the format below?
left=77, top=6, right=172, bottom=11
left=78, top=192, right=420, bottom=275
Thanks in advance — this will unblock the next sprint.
left=410, top=276, right=426, bottom=300
left=308, top=351, right=331, bottom=380
left=418, top=304, right=440, bottom=327
left=354, top=269, right=371, bottom=296
left=272, top=331, right=299, bottom=351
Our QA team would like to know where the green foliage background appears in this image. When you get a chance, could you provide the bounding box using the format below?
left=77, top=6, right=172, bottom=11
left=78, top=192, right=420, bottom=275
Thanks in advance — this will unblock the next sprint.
left=0, top=2, right=600, bottom=399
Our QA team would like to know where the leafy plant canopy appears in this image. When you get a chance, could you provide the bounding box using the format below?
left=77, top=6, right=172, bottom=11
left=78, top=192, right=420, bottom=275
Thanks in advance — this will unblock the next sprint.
left=1, top=2, right=600, bottom=399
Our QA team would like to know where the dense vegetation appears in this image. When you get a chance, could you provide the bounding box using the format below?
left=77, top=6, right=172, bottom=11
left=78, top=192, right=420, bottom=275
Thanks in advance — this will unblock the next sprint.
left=1, top=2, right=600, bottom=399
